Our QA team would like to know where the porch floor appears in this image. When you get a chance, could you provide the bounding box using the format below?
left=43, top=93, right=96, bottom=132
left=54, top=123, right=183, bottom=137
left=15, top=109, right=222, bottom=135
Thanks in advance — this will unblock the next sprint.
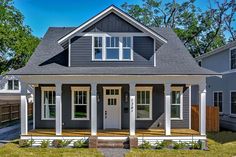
left=26, top=129, right=199, bottom=137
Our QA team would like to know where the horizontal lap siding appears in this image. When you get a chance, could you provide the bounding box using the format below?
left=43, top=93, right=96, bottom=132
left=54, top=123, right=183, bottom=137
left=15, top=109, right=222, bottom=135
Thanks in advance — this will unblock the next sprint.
left=70, top=36, right=154, bottom=67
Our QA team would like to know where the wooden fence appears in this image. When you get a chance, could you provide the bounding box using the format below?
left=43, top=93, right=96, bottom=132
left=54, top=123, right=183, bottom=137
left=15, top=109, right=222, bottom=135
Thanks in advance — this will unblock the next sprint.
left=191, top=105, right=219, bottom=132
left=0, top=101, right=33, bottom=125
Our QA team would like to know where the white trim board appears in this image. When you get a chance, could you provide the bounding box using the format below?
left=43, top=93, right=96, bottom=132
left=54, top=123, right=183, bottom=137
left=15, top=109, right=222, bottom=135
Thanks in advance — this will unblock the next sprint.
left=57, top=6, right=167, bottom=44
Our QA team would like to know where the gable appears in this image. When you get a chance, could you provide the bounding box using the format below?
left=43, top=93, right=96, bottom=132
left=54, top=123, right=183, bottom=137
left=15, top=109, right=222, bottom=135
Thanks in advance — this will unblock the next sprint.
left=83, top=13, right=142, bottom=32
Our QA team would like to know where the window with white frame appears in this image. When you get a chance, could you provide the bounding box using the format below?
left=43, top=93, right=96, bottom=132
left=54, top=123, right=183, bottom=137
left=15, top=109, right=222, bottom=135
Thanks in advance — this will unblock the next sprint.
left=7, top=80, right=19, bottom=90
left=71, top=87, right=90, bottom=120
left=94, top=37, right=103, bottom=60
left=231, top=91, right=236, bottom=115
left=92, top=36, right=133, bottom=61
left=136, top=87, right=152, bottom=120
left=106, top=37, right=119, bottom=60
left=230, top=48, right=236, bottom=69
left=213, top=91, right=223, bottom=112
left=122, top=37, right=131, bottom=60
left=41, top=87, right=56, bottom=120
left=171, top=87, right=183, bottom=119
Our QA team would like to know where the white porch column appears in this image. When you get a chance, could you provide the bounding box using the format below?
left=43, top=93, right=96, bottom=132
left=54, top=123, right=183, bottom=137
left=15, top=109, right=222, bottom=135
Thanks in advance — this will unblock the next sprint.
left=199, top=83, right=206, bottom=136
left=21, top=82, right=28, bottom=135
left=188, top=85, right=192, bottom=129
left=55, top=83, right=62, bottom=135
left=129, top=83, right=136, bottom=136
left=91, top=83, right=97, bottom=136
left=164, top=83, right=171, bottom=135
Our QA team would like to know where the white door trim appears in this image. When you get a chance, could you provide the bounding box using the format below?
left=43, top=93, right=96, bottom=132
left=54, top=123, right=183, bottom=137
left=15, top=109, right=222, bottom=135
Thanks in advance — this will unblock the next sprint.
left=103, top=86, right=122, bottom=130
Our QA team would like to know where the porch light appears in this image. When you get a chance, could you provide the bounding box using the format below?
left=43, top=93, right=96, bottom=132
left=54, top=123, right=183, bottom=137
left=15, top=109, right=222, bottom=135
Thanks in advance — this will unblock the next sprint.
left=125, top=92, right=129, bottom=102
left=97, top=93, right=100, bottom=102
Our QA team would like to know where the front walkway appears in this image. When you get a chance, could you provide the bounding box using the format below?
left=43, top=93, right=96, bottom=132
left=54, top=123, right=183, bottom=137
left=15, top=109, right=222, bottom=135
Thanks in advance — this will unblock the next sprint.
left=99, top=148, right=129, bottom=157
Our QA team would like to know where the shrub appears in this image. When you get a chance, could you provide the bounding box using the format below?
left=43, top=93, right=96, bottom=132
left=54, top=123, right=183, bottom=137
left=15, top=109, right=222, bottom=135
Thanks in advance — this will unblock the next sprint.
left=155, top=141, right=163, bottom=149
left=173, top=142, right=187, bottom=149
left=19, top=139, right=34, bottom=148
left=40, top=140, right=50, bottom=148
left=139, top=140, right=152, bottom=149
left=190, top=141, right=201, bottom=149
left=73, top=139, right=88, bottom=148
left=52, top=140, right=71, bottom=148
left=160, top=140, right=173, bottom=149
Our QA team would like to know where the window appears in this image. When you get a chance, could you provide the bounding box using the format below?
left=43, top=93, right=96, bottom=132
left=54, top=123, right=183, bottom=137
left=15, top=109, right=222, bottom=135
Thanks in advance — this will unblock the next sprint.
left=106, top=37, right=119, bottom=60
left=231, top=91, right=236, bottom=115
left=230, top=48, right=236, bottom=69
left=7, top=80, right=19, bottom=90
left=41, top=87, right=56, bottom=120
left=171, top=87, right=183, bottom=120
left=92, top=36, right=133, bottom=61
left=136, top=87, right=152, bottom=120
left=71, top=87, right=90, bottom=120
left=213, top=91, right=223, bottom=112
left=94, top=37, right=103, bottom=60
left=122, top=37, right=131, bottom=60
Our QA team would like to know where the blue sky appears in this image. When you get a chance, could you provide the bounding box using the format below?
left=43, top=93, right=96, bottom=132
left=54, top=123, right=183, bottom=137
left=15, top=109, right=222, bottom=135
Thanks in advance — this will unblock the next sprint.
left=14, top=0, right=207, bottom=38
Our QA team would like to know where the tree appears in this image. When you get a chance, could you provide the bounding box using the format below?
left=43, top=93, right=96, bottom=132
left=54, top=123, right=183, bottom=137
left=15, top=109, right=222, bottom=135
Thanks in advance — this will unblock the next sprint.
left=0, top=0, right=40, bottom=74
left=122, top=0, right=235, bottom=57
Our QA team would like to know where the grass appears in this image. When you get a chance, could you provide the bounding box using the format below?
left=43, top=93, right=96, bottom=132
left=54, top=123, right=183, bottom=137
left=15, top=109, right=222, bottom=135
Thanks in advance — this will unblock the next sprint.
left=126, top=131, right=236, bottom=157
left=0, top=143, right=103, bottom=157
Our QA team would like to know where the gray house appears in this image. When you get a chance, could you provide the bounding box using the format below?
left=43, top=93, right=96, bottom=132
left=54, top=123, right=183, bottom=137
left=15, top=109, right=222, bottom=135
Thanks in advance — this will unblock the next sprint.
left=197, top=40, right=236, bottom=131
left=9, top=5, right=216, bottom=147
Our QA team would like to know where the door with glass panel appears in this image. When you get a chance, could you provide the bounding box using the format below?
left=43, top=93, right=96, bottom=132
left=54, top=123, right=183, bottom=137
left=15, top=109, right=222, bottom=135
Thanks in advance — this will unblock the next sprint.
left=103, top=87, right=121, bottom=129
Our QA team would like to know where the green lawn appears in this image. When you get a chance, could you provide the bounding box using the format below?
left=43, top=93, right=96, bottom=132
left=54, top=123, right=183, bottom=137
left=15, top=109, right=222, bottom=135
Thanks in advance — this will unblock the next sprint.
left=126, top=131, right=236, bottom=157
left=0, top=143, right=102, bottom=157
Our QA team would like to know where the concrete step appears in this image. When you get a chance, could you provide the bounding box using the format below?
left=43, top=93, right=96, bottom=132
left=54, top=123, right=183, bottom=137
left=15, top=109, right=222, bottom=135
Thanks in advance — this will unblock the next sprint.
left=97, top=139, right=129, bottom=148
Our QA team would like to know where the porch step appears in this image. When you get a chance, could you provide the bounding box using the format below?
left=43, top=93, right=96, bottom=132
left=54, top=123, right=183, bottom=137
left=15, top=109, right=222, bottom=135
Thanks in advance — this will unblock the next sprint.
left=97, top=139, right=129, bottom=148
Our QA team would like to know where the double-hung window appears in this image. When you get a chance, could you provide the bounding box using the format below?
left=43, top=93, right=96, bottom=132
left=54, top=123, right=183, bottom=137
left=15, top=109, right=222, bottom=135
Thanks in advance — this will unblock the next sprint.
left=171, top=87, right=183, bottom=120
left=122, top=37, right=131, bottom=60
left=106, top=37, right=119, bottom=60
left=230, top=91, right=236, bottom=115
left=94, top=37, right=103, bottom=60
left=230, top=48, right=236, bottom=70
left=71, top=87, right=90, bottom=120
left=213, top=91, right=223, bottom=113
left=92, top=35, right=133, bottom=61
left=41, top=87, right=56, bottom=120
left=136, top=87, right=152, bottom=120
left=7, top=80, right=19, bottom=90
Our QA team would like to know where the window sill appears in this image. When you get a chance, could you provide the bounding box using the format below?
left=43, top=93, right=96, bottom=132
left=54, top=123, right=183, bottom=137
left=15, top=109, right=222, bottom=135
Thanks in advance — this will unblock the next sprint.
left=91, top=60, right=133, bottom=62
left=136, top=118, right=152, bottom=121
left=229, top=114, right=236, bottom=118
left=41, top=118, right=55, bottom=120
left=171, top=118, right=183, bottom=120
left=72, top=118, right=90, bottom=120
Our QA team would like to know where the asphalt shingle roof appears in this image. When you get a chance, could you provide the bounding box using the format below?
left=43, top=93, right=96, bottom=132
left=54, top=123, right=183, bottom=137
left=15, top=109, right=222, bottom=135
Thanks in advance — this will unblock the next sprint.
left=9, top=27, right=217, bottom=75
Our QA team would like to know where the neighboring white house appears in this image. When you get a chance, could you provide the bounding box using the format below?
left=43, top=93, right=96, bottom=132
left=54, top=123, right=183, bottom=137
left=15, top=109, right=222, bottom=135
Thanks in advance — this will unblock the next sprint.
left=0, top=74, right=33, bottom=102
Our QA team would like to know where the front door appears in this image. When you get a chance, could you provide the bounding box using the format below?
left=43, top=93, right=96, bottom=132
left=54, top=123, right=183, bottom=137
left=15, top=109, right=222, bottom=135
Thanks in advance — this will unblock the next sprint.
left=103, top=87, right=121, bottom=129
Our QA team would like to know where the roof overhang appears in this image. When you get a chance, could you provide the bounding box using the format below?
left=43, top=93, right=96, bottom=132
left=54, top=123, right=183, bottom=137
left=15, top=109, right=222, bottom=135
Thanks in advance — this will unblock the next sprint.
left=57, top=5, right=167, bottom=44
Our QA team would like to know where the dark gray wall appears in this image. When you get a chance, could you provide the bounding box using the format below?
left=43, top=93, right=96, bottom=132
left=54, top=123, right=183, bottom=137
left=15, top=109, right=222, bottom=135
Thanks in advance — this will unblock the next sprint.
left=83, top=13, right=142, bottom=32
left=70, top=36, right=154, bottom=67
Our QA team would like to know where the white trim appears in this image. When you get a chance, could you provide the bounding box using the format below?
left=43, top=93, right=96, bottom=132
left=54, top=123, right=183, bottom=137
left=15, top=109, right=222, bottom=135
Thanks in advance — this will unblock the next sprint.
left=71, top=86, right=90, bottom=120
left=33, top=86, right=36, bottom=130
left=41, top=87, right=56, bottom=120
left=57, top=6, right=167, bottom=44
left=154, top=39, right=156, bottom=67
left=103, top=86, right=122, bottom=129
left=230, top=90, right=236, bottom=116
left=213, top=91, right=223, bottom=113
left=68, top=38, right=71, bottom=67
left=229, top=47, right=236, bottom=70
left=188, top=85, right=191, bottom=129
left=171, top=87, right=183, bottom=120
left=92, top=35, right=134, bottom=61
left=135, top=86, right=153, bottom=120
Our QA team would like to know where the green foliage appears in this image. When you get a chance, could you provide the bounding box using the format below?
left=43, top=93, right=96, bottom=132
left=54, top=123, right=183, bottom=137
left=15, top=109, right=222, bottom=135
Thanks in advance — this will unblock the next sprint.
left=52, top=140, right=71, bottom=148
left=173, top=142, right=188, bottom=149
left=19, top=139, right=34, bottom=148
left=122, top=0, right=235, bottom=57
left=40, top=140, right=50, bottom=148
left=0, top=0, right=40, bottom=74
left=73, top=139, right=88, bottom=148
left=159, top=140, right=173, bottom=148
left=190, top=141, right=201, bottom=149
left=139, top=140, right=152, bottom=149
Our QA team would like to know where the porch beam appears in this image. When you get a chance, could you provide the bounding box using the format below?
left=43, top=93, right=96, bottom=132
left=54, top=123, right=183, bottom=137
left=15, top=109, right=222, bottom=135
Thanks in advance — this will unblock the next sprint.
left=199, top=82, right=206, bottom=136
left=21, top=82, right=28, bottom=135
left=129, top=83, right=136, bottom=136
left=91, top=83, right=97, bottom=136
left=55, top=83, right=62, bottom=135
left=164, top=83, right=171, bottom=135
